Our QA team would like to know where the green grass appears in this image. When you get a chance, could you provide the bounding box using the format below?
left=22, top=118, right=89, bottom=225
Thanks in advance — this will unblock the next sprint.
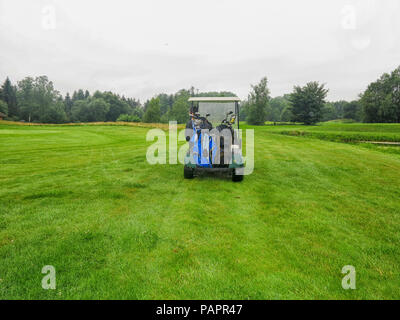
left=0, top=122, right=400, bottom=299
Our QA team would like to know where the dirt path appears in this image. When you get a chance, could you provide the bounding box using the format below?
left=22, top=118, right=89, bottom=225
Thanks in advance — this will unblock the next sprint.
left=360, top=141, right=400, bottom=146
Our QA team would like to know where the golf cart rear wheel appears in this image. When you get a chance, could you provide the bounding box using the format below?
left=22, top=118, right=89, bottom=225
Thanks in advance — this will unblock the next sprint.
left=184, top=166, right=194, bottom=179
left=232, top=169, right=244, bottom=182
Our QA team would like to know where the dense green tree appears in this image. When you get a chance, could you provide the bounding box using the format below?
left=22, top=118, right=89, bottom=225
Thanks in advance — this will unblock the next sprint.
left=66, top=89, right=143, bottom=123
left=360, top=66, right=400, bottom=123
left=92, top=91, right=130, bottom=121
left=40, top=101, right=67, bottom=123
left=289, top=82, right=328, bottom=125
left=322, top=100, right=348, bottom=121
left=239, top=100, right=250, bottom=121
left=361, top=82, right=383, bottom=123
left=17, top=76, right=66, bottom=123
left=1, top=77, right=18, bottom=118
left=126, top=97, right=141, bottom=109
left=269, top=96, right=290, bottom=122
left=0, top=100, right=8, bottom=117
left=167, top=92, right=190, bottom=124
left=343, top=100, right=362, bottom=121
left=280, top=106, right=293, bottom=122
left=143, top=99, right=150, bottom=113
left=17, top=77, right=35, bottom=122
left=332, top=101, right=347, bottom=119
left=71, top=100, right=89, bottom=122
left=247, top=77, right=270, bottom=125
left=131, top=106, right=144, bottom=120
left=322, top=103, right=337, bottom=121
left=87, top=98, right=110, bottom=122
left=36, top=76, right=65, bottom=123
left=143, top=97, right=161, bottom=123
left=158, top=93, right=174, bottom=116
left=70, top=95, right=112, bottom=122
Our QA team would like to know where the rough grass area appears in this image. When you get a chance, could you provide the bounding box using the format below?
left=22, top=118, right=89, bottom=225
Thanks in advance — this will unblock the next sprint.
left=262, top=122, right=400, bottom=143
left=0, top=122, right=399, bottom=299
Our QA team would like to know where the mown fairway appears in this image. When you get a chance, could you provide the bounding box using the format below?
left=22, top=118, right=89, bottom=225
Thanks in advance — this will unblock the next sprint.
left=0, top=122, right=399, bottom=299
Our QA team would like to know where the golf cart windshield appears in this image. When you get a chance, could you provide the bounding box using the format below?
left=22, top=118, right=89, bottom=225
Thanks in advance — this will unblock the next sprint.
left=189, top=97, right=240, bottom=129
left=199, top=102, right=235, bottom=127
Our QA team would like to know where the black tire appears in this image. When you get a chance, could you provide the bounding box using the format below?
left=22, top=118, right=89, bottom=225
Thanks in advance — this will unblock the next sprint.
left=232, top=169, right=244, bottom=182
left=184, top=166, right=194, bottom=179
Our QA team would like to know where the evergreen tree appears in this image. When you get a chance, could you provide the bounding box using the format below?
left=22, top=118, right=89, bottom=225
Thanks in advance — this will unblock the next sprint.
left=76, top=89, right=85, bottom=101
left=1, top=77, right=18, bottom=118
left=64, top=93, right=73, bottom=116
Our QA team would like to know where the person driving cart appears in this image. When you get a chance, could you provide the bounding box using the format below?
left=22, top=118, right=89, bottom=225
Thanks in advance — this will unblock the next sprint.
left=185, top=105, right=212, bottom=142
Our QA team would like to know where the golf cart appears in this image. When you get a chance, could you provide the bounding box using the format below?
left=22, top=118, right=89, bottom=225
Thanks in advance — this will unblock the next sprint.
left=184, top=97, right=245, bottom=182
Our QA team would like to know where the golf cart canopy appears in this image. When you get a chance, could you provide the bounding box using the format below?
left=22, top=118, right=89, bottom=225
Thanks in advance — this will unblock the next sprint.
left=188, top=97, right=241, bottom=102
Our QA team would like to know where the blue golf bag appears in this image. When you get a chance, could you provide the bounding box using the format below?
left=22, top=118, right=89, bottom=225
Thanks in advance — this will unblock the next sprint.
left=190, top=121, right=218, bottom=167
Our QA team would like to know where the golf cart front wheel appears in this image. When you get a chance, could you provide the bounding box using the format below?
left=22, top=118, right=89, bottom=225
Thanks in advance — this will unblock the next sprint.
left=184, top=166, right=194, bottom=179
left=232, top=169, right=244, bottom=182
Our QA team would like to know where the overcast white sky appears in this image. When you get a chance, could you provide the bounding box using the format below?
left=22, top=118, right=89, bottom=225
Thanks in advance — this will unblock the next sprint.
left=0, top=0, right=399, bottom=101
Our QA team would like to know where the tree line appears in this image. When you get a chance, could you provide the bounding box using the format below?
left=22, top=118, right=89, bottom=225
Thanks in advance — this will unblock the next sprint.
left=242, top=66, right=400, bottom=125
left=241, top=81, right=362, bottom=125
left=0, top=76, right=142, bottom=124
left=0, top=66, right=399, bottom=125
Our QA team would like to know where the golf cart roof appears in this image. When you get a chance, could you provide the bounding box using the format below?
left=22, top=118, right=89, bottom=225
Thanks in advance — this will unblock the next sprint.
left=188, top=97, right=241, bottom=102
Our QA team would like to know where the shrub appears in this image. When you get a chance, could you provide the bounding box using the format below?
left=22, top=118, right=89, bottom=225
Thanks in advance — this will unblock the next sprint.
left=117, top=114, right=141, bottom=122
